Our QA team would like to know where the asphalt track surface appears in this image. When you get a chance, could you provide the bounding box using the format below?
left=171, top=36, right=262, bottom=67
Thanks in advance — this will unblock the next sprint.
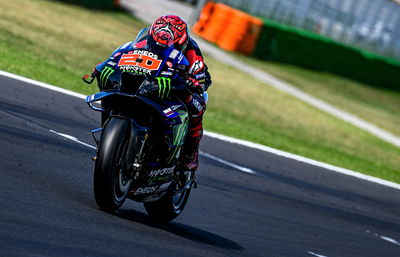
left=1, top=75, right=400, bottom=257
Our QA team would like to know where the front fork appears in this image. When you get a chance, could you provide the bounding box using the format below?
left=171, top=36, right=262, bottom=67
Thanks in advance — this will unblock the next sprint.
left=91, top=118, right=148, bottom=180
left=126, top=122, right=148, bottom=179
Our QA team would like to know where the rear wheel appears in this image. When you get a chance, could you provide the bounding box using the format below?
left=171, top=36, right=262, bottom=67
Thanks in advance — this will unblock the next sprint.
left=144, top=188, right=191, bottom=222
left=93, top=117, right=131, bottom=212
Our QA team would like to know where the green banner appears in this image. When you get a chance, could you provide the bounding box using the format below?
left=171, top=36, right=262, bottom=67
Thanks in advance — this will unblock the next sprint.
left=253, top=18, right=400, bottom=90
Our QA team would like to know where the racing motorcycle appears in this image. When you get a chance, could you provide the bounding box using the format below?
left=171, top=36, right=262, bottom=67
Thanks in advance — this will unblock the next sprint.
left=83, top=45, right=205, bottom=222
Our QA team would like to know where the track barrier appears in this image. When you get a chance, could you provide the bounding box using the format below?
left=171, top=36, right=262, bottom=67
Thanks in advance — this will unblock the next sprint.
left=193, top=2, right=262, bottom=55
left=193, top=1, right=400, bottom=89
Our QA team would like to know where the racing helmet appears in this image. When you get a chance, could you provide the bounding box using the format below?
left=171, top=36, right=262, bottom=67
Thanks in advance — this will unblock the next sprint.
left=149, top=15, right=189, bottom=51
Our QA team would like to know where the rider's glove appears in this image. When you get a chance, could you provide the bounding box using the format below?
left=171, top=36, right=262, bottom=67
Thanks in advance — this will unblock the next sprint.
left=187, top=76, right=205, bottom=92
left=187, top=58, right=207, bottom=92
left=91, top=67, right=99, bottom=77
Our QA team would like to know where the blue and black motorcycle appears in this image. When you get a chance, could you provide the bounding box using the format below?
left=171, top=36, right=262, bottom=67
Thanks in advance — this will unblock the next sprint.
left=83, top=45, right=205, bottom=222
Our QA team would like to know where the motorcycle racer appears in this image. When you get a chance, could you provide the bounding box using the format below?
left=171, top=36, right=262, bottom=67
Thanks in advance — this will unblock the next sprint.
left=92, top=15, right=211, bottom=173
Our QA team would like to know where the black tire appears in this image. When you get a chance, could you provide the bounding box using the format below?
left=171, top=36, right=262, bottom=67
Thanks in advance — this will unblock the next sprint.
left=144, top=188, right=191, bottom=222
left=93, top=117, right=131, bottom=212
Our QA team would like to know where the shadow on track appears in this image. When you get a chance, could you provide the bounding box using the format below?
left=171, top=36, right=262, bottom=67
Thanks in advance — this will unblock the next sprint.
left=114, top=209, right=244, bottom=251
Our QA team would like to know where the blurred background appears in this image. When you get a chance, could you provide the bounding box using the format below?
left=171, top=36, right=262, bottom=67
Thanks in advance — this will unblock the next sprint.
left=182, top=0, right=400, bottom=90
left=194, top=0, right=400, bottom=60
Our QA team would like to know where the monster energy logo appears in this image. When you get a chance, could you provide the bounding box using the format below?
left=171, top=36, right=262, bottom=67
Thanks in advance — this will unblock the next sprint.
left=167, top=112, right=189, bottom=163
left=173, top=113, right=188, bottom=146
left=100, top=66, right=114, bottom=87
left=155, top=77, right=171, bottom=100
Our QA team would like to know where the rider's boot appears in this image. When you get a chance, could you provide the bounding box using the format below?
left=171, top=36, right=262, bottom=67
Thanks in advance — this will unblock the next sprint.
left=180, top=112, right=203, bottom=170
left=177, top=119, right=202, bottom=188
left=180, top=141, right=200, bottom=172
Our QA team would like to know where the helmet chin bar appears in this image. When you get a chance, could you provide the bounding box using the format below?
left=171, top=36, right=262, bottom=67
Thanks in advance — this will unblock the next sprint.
left=150, top=15, right=188, bottom=50
left=153, top=29, right=174, bottom=47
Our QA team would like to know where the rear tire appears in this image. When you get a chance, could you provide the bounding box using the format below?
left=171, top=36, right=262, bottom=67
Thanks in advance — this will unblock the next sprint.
left=144, top=188, right=191, bottom=222
left=93, top=117, right=131, bottom=212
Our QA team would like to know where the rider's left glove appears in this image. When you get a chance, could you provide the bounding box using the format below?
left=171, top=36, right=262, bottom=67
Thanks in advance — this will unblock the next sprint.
left=187, top=77, right=205, bottom=92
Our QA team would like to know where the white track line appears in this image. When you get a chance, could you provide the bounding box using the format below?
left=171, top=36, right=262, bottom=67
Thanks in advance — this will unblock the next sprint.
left=379, top=235, right=400, bottom=247
left=49, top=129, right=255, bottom=174
left=199, top=151, right=256, bottom=174
left=308, top=251, right=328, bottom=257
left=1, top=70, right=400, bottom=190
left=0, top=70, right=87, bottom=100
left=49, top=130, right=96, bottom=150
left=204, top=131, right=400, bottom=190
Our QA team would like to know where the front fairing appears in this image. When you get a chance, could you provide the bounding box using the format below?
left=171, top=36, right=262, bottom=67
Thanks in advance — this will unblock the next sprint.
left=88, top=44, right=191, bottom=158
left=86, top=89, right=187, bottom=125
left=90, top=43, right=190, bottom=115
left=97, top=44, right=189, bottom=76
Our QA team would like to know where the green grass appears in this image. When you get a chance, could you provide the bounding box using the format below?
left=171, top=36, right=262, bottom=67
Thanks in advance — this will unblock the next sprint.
left=0, top=0, right=143, bottom=94
left=235, top=54, right=400, bottom=137
left=1, top=0, right=400, bottom=183
left=204, top=57, right=400, bottom=181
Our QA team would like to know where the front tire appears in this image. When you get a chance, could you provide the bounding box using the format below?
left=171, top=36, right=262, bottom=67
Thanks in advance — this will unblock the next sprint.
left=144, top=188, right=191, bottom=222
left=93, top=117, right=131, bottom=212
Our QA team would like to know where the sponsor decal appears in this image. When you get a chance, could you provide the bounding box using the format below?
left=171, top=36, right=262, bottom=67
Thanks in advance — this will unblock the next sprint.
left=178, top=53, right=184, bottom=63
left=156, top=182, right=172, bottom=193
left=189, top=60, right=204, bottom=75
left=133, top=50, right=159, bottom=59
left=194, top=72, right=205, bottom=80
left=100, top=66, right=114, bottom=87
left=149, top=167, right=174, bottom=177
left=161, top=71, right=173, bottom=76
left=167, top=111, right=189, bottom=162
left=155, top=77, right=171, bottom=100
left=134, top=186, right=157, bottom=195
left=192, top=97, right=203, bottom=112
left=170, top=104, right=181, bottom=111
left=166, top=61, right=173, bottom=68
left=121, top=66, right=148, bottom=75
left=107, top=61, right=117, bottom=66
left=118, top=50, right=162, bottom=75
left=169, top=49, right=179, bottom=59
left=163, top=108, right=174, bottom=117
left=173, top=112, right=188, bottom=146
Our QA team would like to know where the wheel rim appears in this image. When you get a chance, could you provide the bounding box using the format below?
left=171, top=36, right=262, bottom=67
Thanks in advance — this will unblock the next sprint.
left=172, top=190, right=187, bottom=212
left=113, top=137, right=131, bottom=202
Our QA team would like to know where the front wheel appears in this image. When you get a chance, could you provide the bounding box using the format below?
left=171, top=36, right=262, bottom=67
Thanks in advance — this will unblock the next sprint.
left=144, top=188, right=191, bottom=222
left=93, top=117, right=132, bottom=212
